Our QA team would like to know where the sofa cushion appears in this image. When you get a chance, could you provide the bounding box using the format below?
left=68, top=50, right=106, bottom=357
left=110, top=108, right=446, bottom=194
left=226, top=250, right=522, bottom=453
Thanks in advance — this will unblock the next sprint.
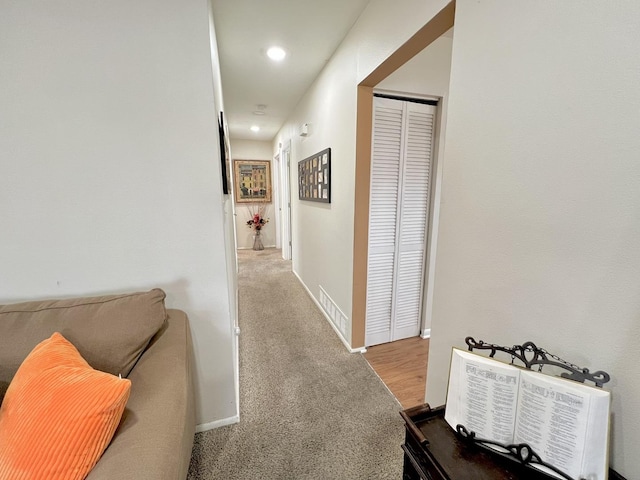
left=0, top=332, right=131, bottom=480
left=0, top=289, right=167, bottom=384
left=85, top=310, right=195, bottom=480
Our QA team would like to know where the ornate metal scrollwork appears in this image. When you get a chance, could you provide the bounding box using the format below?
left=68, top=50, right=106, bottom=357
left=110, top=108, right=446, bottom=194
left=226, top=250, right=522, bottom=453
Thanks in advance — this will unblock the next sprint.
left=465, top=337, right=610, bottom=387
left=456, top=425, right=581, bottom=480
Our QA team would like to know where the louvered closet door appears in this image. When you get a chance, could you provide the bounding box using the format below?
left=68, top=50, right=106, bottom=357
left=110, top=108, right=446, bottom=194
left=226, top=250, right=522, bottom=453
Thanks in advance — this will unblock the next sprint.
left=365, top=97, right=436, bottom=346
left=392, top=101, right=436, bottom=341
left=365, top=98, right=403, bottom=346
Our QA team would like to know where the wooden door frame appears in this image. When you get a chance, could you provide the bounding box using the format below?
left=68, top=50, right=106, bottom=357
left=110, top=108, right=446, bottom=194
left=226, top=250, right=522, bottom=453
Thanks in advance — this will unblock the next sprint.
left=351, top=1, right=456, bottom=348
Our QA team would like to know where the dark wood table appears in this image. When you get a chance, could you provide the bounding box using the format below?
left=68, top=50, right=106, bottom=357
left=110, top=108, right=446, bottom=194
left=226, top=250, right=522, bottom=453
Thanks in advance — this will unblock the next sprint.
left=400, top=404, right=626, bottom=480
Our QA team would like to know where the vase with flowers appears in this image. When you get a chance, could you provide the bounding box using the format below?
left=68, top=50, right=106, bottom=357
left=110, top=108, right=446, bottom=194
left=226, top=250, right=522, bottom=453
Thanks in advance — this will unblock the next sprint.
left=246, top=205, right=269, bottom=251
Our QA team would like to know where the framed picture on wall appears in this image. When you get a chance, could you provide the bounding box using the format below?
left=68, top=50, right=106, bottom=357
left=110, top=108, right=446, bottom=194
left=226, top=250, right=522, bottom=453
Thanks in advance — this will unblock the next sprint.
left=298, top=148, right=330, bottom=203
left=233, top=160, right=272, bottom=203
left=218, top=112, right=231, bottom=194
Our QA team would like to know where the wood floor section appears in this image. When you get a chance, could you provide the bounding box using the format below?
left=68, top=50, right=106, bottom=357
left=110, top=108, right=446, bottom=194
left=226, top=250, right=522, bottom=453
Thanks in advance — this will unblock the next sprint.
left=363, top=336, right=429, bottom=409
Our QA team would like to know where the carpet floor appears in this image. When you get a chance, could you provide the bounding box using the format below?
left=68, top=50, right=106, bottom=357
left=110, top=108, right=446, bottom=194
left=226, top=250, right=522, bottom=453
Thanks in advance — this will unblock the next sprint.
left=187, top=248, right=404, bottom=479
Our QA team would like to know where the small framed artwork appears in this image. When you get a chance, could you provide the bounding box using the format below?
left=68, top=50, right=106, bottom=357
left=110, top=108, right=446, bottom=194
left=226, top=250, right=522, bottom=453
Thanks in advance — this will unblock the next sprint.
left=234, top=160, right=272, bottom=203
left=218, top=112, right=231, bottom=194
left=298, top=148, right=330, bottom=203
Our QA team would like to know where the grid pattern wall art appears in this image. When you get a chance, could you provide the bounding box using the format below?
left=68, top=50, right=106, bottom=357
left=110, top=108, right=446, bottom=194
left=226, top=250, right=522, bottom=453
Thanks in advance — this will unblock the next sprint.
left=298, top=148, right=330, bottom=203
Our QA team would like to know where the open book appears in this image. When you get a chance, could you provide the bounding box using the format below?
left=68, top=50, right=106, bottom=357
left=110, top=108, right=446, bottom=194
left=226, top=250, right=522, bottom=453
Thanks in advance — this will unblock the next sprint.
left=445, top=349, right=611, bottom=480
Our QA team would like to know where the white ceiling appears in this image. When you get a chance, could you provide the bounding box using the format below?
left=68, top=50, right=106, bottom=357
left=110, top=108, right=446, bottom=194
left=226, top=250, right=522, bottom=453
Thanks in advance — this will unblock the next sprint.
left=211, top=0, right=371, bottom=142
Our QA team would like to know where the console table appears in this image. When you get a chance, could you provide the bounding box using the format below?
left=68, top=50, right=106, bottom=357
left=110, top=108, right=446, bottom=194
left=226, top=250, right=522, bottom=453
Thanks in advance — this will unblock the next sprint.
left=400, top=404, right=626, bottom=480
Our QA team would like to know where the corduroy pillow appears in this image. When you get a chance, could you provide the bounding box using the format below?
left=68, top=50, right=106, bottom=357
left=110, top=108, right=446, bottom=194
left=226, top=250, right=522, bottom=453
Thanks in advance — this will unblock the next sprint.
left=0, top=332, right=131, bottom=480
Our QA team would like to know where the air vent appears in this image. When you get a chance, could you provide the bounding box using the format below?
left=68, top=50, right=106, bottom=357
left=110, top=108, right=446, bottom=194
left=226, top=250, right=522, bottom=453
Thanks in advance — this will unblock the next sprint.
left=319, top=286, right=350, bottom=341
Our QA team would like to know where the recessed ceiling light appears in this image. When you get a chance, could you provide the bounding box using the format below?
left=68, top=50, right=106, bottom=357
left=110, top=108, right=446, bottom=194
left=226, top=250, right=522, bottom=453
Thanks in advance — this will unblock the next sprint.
left=266, top=46, right=286, bottom=61
left=250, top=125, right=260, bottom=132
left=253, top=110, right=266, bottom=116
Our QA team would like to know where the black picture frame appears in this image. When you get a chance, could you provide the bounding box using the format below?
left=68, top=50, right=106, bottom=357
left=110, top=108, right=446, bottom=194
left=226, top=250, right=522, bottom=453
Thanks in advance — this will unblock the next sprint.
left=298, top=148, right=331, bottom=203
left=218, top=111, right=231, bottom=195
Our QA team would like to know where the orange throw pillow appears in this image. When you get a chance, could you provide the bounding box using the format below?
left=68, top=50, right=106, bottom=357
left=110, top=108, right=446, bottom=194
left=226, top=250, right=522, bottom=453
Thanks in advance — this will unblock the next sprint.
left=0, top=332, right=131, bottom=480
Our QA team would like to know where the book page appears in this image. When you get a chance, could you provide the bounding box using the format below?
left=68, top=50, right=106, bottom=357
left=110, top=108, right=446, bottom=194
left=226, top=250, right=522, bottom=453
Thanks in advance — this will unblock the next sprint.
left=573, top=384, right=610, bottom=480
left=514, top=370, right=609, bottom=480
left=445, top=349, right=520, bottom=444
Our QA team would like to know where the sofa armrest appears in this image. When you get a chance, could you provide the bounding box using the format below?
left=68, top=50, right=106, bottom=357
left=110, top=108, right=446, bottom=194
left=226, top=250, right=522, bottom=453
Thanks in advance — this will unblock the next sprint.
left=86, top=309, right=196, bottom=480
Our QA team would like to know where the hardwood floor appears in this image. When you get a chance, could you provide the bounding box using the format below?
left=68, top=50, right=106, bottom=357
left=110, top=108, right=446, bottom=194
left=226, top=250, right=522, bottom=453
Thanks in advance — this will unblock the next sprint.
left=363, top=336, right=429, bottom=409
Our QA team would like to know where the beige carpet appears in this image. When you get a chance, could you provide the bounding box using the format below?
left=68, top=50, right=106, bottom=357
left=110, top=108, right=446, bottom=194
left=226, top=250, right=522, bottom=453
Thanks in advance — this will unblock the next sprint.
left=188, top=248, right=404, bottom=479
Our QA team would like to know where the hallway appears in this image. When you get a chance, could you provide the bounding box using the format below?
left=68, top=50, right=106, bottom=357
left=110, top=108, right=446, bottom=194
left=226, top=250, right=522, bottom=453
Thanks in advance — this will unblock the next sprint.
left=188, top=248, right=404, bottom=479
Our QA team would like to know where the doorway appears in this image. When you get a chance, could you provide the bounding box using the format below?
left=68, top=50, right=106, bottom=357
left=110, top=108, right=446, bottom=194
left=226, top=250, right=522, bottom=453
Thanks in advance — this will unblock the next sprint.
left=352, top=2, right=455, bottom=406
left=279, top=140, right=292, bottom=261
left=352, top=2, right=454, bottom=348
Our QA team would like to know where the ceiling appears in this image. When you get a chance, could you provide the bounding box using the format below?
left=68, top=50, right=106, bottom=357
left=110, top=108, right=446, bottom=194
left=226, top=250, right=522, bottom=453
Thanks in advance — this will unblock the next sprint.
left=210, top=0, right=371, bottom=142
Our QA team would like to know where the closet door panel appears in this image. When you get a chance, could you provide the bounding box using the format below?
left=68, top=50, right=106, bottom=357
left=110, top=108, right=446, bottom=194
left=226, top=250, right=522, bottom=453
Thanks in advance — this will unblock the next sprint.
left=392, top=103, right=436, bottom=341
left=365, top=99, right=403, bottom=346
left=393, top=251, right=425, bottom=338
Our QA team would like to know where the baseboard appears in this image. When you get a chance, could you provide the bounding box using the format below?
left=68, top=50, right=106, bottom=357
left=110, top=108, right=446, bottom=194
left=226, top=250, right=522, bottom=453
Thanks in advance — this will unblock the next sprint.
left=292, top=269, right=366, bottom=354
left=421, top=329, right=431, bottom=339
left=195, top=414, right=239, bottom=433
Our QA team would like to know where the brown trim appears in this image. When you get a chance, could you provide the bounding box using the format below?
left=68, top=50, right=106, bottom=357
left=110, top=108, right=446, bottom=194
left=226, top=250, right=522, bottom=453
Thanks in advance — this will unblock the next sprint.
left=351, top=1, right=455, bottom=349
left=361, top=1, right=456, bottom=88
left=351, top=85, right=374, bottom=348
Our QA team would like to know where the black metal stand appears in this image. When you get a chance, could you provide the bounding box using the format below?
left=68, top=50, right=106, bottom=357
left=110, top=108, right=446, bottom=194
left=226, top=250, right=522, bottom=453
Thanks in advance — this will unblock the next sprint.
left=456, top=424, right=580, bottom=480
left=465, top=337, right=610, bottom=387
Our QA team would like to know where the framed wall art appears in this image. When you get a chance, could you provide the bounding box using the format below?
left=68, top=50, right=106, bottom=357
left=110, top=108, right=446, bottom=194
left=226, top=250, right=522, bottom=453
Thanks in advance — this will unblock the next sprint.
left=218, top=112, right=231, bottom=194
left=298, top=148, right=330, bottom=203
left=233, top=160, right=272, bottom=204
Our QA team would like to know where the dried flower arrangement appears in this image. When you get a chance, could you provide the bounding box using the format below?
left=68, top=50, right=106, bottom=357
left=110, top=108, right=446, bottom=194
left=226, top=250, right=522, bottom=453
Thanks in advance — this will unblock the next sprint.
left=246, top=204, right=269, bottom=232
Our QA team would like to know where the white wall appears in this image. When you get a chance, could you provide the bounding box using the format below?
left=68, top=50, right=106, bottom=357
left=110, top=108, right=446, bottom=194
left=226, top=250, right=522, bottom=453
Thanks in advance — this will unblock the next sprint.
left=208, top=0, right=240, bottom=428
left=0, top=0, right=237, bottom=429
left=377, top=32, right=453, bottom=97
left=274, top=0, right=449, bottom=346
left=273, top=45, right=359, bottom=344
left=230, top=139, right=277, bottom=249
left=427, top=1, right=640, bottom=477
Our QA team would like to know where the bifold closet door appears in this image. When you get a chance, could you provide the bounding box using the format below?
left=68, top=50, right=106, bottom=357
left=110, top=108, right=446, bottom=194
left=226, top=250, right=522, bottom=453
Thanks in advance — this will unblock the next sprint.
left=365, top=97, right=436, bottom=346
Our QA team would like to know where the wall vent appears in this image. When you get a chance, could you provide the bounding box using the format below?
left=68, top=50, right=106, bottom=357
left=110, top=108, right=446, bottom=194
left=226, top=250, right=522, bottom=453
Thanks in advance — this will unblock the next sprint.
left=319, top=286, right=350, bottom=342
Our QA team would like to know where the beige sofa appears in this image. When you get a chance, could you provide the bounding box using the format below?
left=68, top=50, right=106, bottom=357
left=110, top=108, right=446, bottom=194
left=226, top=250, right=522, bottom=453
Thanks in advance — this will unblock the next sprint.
left=0, top=288, right=195, bottom=480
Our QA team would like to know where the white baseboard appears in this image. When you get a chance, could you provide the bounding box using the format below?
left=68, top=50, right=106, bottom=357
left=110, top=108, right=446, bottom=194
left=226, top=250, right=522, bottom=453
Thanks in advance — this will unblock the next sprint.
left=195, top=414, right=239, bottom=433
left=421, top=329, right=431, bottom=339
left=292, top=269, right=366, bottom=354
